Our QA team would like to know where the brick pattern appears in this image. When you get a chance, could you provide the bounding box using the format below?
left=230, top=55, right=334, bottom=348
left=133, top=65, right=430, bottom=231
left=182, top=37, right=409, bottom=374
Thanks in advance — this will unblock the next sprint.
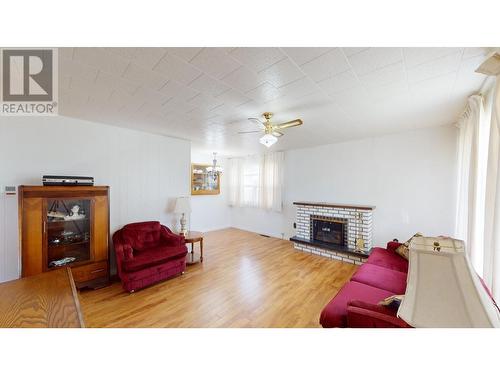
left=294, top=204, right=373, bottom=264
left=293, top=242, right=368, bottom=265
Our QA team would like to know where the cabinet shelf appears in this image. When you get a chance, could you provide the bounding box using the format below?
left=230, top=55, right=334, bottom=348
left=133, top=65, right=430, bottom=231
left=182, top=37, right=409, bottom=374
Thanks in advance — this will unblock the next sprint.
left=19, top=185, right=110, bottom=289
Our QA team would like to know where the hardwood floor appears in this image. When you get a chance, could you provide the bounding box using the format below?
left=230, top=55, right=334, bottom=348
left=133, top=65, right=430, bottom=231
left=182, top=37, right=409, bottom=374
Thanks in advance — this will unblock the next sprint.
left=79, top=228, right=357, bottom=327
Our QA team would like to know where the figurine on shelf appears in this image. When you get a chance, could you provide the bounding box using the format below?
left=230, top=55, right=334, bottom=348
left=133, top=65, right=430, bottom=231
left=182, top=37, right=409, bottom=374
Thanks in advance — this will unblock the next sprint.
left=49, top=257, right=76, bottom=268
left=64, top=205, right=86, bottom=221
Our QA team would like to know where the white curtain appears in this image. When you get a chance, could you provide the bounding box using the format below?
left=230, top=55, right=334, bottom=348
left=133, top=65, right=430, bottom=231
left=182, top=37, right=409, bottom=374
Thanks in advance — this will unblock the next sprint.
left=454, top=94, right=484, bottom=271
left=483, top=78, right=500, bottom=300
left=227, top=152, right=284, bottom=212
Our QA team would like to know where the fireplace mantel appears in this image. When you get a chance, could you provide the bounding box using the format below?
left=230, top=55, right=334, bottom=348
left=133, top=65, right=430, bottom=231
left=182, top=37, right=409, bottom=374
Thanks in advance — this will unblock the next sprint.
left=293, top=202, right=376, bottom=210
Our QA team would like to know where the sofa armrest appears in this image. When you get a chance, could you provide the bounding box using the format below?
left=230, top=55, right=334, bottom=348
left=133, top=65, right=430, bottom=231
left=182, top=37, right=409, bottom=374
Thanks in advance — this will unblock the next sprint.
left=386, top=241, right=401, bottom=253
left=160, top=226, right=185, bottom=247
left=346, top=300, right=411, bottom=328
left=114, top=241, right=133, bottom=261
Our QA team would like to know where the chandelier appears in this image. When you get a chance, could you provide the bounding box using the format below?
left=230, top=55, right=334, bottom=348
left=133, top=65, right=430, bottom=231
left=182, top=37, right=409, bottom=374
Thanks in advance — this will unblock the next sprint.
left=206, top=152, right=223, bottom=181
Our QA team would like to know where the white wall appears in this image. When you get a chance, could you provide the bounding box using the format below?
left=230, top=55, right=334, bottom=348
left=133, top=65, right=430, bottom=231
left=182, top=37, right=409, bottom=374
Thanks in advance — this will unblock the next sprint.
left=189, top=151, right=231, bottom=232
left=231, top=125, right=458, bottom=247
left=0, top=116, right=190, bottom=282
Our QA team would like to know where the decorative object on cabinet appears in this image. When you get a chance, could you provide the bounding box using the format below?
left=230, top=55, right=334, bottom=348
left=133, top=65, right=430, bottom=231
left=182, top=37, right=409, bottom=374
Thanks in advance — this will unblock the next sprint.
left=174, top=196, right=191, bottom=235
left=18, top=185, right=110, bottom=289
left=191, top=162, right=220, bottom=195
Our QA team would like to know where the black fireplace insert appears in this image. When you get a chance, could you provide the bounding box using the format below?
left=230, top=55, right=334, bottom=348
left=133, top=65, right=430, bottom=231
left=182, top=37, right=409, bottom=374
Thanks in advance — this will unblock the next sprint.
left=311, top=216, right=347, bottom=246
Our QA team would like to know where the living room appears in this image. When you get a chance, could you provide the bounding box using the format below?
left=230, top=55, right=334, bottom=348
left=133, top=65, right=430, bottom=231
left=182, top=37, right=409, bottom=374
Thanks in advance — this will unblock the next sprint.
left=1, top=1, right=499, bottom=374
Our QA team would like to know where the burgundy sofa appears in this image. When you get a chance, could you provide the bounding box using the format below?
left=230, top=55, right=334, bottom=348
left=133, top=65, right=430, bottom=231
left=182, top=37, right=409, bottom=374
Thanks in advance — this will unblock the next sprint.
left=320, top=241, right=411, bottom=328
left=113, top=221, right=188, bottom=292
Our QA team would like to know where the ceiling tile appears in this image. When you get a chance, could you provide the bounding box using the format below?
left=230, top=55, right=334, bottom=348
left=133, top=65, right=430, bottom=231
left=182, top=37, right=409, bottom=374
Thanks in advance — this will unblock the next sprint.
left=106, top=47, right=137, bottom=59
left=300, top=48, right=351, bottom=82
left=462, top=47, right=488, bottom=60
left=214, top=88, right=251, bottom=107
left=153, top=53, right=202, bottom=84
left=279, top=76, right=319, bottom=99
left=60, top=59, right=98, bottom=82
left=342, top=47, right=370, bottom=56
left=189, top=73, right=231, bottom=97
left=357, top=62, right=406, bottom=87
left=187, top=93, right=224, bottom=110
left=367, top=80, right=409, bottom=101
left=133, top=47, right=167, bottom=70
left=134, top=87, right=171, bottom=106
left=403, top=47, right=463, bottom=68
left=245, top=82, right=283, bottom=103
left=258, top=58, right=304, bottom=88
left=407, top=52, right=462, bottom=83
left=190, top=48, right=241, bottom=79
left=221, top=66, right=265, bottom=93
left=347, top=47, right=402, bottom=75
left=317, top=70, right=359, bottom=95
left=95, top=71, right=139, bottom=95
left=73, top=47, right=130, bottom=76
left=58, top=48, right=74, bottom=60
left=167, top=47, right=203, bottom=62
left=159, top=80, right=199, bottom=101
left=410, top=72, right=456, bottom=100
left=123, top=63, right=169, bottom=90
left=282, top=47, right=332, bottom=66
left=229, top=47, right=285, bottom=73
left=57, top=47, right=489, bottom=157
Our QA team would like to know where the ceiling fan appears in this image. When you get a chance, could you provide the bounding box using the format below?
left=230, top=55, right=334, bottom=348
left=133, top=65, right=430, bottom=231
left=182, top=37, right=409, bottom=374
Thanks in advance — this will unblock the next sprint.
left=239, top=112, right=303, bottom=147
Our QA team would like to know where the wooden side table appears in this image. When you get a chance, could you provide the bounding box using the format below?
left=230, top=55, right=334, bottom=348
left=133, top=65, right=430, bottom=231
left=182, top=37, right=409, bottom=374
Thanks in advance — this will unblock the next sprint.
left=182, top=231, right=204, bottom=265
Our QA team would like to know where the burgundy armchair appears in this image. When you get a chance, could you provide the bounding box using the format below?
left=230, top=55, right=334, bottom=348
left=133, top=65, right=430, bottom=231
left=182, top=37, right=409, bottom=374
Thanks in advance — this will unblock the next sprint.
left=113, top=221, right=187, bottom=292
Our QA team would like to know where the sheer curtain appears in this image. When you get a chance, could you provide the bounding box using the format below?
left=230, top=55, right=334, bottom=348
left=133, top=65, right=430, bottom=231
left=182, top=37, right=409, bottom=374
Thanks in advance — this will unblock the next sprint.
left=227, top=152, right=284, bottom=212
left=454, top=94, right=485, bottom=271
left=483, top=78, right=500, bottom=300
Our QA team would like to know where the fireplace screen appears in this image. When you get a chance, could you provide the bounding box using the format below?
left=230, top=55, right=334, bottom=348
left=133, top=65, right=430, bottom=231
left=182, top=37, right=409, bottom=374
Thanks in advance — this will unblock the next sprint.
left=312, top=217, right=346, bottom=246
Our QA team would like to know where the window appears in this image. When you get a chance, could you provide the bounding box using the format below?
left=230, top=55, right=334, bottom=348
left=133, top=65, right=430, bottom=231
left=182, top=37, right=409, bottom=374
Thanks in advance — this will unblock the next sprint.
left=228, top=152, right=284, bottom=212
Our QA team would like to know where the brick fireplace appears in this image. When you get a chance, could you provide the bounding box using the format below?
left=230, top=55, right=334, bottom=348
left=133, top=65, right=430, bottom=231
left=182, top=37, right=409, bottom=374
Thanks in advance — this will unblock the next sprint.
left=290, top=202, right=375, bottom=264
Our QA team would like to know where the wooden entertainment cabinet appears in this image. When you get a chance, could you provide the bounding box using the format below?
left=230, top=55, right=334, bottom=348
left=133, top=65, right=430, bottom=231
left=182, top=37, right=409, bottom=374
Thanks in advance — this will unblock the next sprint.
left=18, top=186, right=110, bottom=289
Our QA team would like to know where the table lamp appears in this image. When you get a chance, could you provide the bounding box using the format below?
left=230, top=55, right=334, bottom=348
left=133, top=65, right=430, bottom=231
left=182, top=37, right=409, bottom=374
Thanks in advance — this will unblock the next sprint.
left=398, top=236, right=500, bottom=328
left=174, top=196, right=191, bottom=235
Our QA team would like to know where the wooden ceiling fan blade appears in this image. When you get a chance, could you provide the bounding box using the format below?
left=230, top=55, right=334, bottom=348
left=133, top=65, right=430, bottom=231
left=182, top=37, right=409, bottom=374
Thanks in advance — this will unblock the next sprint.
left=272, top=131, right=284, bottom=137
left=275, top=119, right=303, bottom=129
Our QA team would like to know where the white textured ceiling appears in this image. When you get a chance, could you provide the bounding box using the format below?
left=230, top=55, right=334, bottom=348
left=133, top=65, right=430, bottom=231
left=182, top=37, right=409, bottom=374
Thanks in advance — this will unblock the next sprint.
left=59, top=47, right=490, bottom=156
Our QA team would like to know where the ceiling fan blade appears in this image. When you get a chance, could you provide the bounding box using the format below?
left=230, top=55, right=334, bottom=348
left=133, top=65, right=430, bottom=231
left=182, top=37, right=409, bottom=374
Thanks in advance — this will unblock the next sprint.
left=248, top=117, right=265, bottom=128
left=275, top=119, right=303, bottom=129
left=272, top=131, right=284, bottom=137
left=238, top=130, right=262, bottom=134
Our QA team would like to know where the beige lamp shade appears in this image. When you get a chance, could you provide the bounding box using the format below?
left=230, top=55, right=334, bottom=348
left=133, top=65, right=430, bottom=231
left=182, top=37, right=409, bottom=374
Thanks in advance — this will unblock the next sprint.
left=174, top=197, right=191, bottom=214
left=398, top=236, right=500, bottom=328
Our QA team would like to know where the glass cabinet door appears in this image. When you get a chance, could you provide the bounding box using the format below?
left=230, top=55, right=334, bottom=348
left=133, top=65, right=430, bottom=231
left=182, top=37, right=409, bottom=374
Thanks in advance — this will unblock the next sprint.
left=46, top=198, right=92, bottom=269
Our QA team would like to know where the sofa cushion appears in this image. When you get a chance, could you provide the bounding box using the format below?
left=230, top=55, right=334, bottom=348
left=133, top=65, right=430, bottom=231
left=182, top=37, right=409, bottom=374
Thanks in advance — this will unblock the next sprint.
left=320, top=281, right=394, bottom=328
left=121, top=245, right=187, bottom=272
left=366, top=247, right=409, bottom=273
left=122, top=226, right=162, bottom=251
left=394, top=232, right=423, bottom=260
left=351, top=263, right=407, bottom=294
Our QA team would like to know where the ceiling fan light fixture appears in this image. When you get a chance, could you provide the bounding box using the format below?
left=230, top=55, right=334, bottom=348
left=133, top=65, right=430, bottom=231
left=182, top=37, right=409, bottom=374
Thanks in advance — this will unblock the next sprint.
left=259, top=134, right=278, bottom=148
